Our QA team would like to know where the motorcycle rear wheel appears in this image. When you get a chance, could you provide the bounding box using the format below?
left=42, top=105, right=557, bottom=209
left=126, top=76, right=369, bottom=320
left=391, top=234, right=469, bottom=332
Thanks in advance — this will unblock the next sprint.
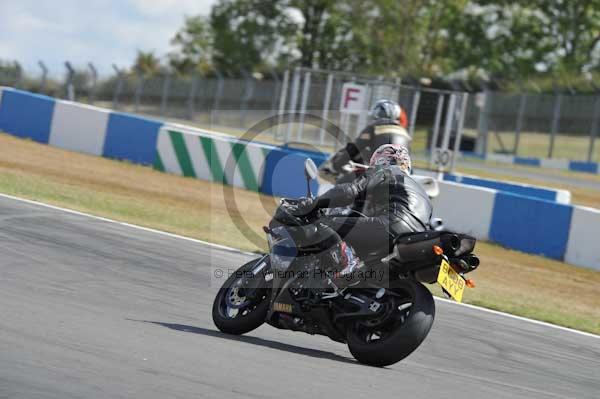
left=346, top=279, right=435, bottom=367
left=212, top=258, right=270, bottom=335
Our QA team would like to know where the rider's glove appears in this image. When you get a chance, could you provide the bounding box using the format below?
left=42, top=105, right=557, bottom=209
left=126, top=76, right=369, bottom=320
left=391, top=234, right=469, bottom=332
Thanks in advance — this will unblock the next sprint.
left=290, top=197, right=317, bottom=217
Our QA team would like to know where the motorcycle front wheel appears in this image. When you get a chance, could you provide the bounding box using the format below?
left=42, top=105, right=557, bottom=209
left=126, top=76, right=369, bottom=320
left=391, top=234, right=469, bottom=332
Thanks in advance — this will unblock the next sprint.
left=212, top=258, right=270, bottom=335
left=346, top=279, right=435, bottom=367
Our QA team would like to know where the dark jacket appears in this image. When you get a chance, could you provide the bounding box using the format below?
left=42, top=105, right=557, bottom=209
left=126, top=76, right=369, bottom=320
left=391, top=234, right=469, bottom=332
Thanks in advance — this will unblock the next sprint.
left=315, top=165, right=432, bottom=233
left=329, top=119, right=411, bottom=172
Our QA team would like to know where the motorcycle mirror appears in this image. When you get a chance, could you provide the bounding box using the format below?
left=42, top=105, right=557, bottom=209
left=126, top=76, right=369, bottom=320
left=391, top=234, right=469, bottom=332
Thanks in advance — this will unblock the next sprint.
left=304, top=158, right=318, bottom=181
left=304, top=158, right=318, bottom=198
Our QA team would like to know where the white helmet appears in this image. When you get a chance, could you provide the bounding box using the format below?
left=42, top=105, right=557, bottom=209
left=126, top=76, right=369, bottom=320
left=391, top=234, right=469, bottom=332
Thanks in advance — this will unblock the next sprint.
left=370, top=100, right=408, bottom=128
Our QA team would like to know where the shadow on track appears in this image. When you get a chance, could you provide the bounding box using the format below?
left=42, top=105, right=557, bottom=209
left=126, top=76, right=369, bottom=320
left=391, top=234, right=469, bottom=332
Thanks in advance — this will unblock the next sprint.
left=130, top=319, right=358, bottom=365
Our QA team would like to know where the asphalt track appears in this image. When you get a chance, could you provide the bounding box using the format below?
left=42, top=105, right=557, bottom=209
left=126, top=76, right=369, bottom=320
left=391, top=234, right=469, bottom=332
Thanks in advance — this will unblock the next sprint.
left=0, top=195, right=598, bottom=399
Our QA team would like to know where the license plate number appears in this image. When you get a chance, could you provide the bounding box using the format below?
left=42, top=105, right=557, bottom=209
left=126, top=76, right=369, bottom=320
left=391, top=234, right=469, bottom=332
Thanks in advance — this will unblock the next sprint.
left=437, top=259, right=466, bottom=302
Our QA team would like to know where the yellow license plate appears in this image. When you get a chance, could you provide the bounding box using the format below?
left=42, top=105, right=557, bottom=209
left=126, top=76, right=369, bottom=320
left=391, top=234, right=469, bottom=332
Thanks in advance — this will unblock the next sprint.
left=437, top=259, right=466, bottom=302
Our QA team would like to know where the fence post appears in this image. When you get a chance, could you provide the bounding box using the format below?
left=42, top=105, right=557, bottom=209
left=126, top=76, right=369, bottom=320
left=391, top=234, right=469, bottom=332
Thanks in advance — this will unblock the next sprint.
left=513, top=92, right=527, bottom=155
left=408, top=89, right=421, bottom=138
left=111, top=64, right=124, bottom=110
left=240, top=69, right=255, bottom=127
left=429, top=94, right=445, bottom=168
left=476, top=90, right=491, bottom=156
left=441, top=93, right=457, bottom=151
left=187, top=74, right=200, bottom=120
left=134, top=70, right=144, bottom=113
left=212, top=69, right=224, bottom=124
left=64, top=61, right=75, bottom=101
left=548, top=92, right=562, bottom=158
left=38, top=61, right=48, bottom=94
left=160, top=72, right=171, bottom=116
left=450, top=93, right=469, bottom=172
left=88, top=62, right=98, bottom=104
left=13, top=62, right=22, bottom=89
left=588, top=95, right=600, bottom=162
left=319, top=73, right=334, bottom=145
left=276, top=69, right=290, bottom=140
left=297, top=70, right=311, bottom=141
left=269, top=68, right=281, bottom=114
left=285, top=67, right=301, bottom=142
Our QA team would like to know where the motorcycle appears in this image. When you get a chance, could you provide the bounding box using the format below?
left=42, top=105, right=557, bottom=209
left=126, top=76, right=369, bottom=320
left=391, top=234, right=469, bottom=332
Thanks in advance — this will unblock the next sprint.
left=212, top=159, right=479, bottom=366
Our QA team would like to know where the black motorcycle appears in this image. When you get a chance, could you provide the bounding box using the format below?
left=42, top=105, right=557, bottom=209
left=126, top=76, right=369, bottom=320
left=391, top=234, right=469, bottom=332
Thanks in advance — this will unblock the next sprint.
left=212, top=159, right=479, bottom=367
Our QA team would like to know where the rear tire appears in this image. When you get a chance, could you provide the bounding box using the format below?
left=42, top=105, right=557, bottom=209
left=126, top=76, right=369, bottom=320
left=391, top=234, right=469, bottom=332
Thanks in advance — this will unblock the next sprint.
left=346, top=279, right=435, bottom=367
left=212, top=258, right=270, bottom=335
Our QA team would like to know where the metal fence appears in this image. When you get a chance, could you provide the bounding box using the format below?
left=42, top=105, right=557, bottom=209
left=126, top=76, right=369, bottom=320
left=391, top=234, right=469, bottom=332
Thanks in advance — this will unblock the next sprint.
left=472, top=90, right=600, bottom=161
left=1, top=62, right=599, bottom=162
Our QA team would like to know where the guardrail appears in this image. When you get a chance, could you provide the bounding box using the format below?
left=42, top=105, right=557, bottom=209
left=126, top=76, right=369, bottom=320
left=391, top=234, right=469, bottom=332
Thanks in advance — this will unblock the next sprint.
left=0, top=88, right=597, bottom=270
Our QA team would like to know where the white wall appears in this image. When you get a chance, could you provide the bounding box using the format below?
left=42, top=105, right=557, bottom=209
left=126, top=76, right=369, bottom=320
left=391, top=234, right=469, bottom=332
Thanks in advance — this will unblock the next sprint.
left=565, top=206, right=600, bottom=270
left=540, top=158, right=569, bottom=170
left=49, top=101, right=109, bottom=156
left=432, top=181, right=496, bottom=240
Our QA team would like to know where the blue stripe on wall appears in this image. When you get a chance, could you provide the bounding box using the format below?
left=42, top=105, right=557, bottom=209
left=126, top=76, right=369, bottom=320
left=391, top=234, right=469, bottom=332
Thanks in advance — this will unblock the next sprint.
left=0, top=89, right=55, bottom=143
left=102, top=112, right=162, bottom=165
left=262, top=147, right=328, bottom=197
left=514, top=157, right=541, bottom=166
left=489, top=192, right=573, bottom=260
left=444, top=174, right=557, bottom=202
left=568, top=161, right=598, bottom=174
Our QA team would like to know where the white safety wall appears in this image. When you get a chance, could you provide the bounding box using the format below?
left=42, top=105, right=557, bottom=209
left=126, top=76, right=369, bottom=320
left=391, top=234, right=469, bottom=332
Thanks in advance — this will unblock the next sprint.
left=49, top=101, right=110, bottom=156
left=432, top=181, right=496, bottom=240
left=565, top=206, right=600, bottom=270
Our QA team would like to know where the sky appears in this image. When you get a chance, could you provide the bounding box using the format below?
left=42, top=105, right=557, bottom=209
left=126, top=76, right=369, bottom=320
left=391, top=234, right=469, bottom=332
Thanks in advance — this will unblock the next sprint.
left=0, top=0, right=216, bottom=78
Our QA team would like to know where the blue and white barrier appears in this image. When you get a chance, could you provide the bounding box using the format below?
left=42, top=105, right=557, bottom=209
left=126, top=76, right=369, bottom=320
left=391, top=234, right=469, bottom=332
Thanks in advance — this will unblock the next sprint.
left=444, top=173, right=571, bottom=204
left=464, top=152, right=600, bottom=175
left=434, top=180, right=598, bottom=269
left=0, top=88, right=598, bottom=270
left=0, top=88, right=162, bottom=165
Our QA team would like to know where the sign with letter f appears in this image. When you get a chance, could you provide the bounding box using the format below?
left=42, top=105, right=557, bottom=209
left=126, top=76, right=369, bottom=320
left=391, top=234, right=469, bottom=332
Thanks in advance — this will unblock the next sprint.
left=340, top=83, right=367, bottom=115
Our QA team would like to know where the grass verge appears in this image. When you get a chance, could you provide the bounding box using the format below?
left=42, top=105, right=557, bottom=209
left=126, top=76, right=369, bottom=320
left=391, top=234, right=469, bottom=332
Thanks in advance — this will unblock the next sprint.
left=1, top=132, right=599, bottom=334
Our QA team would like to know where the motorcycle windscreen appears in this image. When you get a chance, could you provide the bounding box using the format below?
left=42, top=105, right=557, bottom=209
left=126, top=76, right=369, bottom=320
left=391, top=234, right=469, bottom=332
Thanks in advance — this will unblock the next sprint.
left=268, top=226, right=298, bottom=288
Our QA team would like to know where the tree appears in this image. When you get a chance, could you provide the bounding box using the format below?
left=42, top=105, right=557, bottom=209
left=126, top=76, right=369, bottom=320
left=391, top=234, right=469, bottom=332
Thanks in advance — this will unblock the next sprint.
left=132, top=50, right=163, bottom=76
left=0, top=59, right=22, bottom=85
left=209, top=0, right=296, bottom=73
left=440, top=0, right=600, bottom=81
left=170, top=15, right=214, bottom=74
left=167, top=0, right=600, bottom=86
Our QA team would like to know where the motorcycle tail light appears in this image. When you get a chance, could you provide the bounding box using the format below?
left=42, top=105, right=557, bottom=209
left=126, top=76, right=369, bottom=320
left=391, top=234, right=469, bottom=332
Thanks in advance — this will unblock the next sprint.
left=432, top=245, right=444, bottom=255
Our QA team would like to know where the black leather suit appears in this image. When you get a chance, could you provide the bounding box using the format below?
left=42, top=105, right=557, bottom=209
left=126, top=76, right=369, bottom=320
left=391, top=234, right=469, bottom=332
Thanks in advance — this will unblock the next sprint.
left=329, top=119, right=411, bottom=173
left=313, top=165, right=432, bottom=257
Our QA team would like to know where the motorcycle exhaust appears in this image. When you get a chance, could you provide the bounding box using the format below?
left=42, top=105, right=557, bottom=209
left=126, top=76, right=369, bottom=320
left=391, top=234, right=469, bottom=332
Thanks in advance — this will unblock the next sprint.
left=453, top=255, right=479, bottom=272
left=463, top=255, right=479, bottom=270
left=393, top=233, right=461, bottom=265
left=440, top=234, right=461, bottom=252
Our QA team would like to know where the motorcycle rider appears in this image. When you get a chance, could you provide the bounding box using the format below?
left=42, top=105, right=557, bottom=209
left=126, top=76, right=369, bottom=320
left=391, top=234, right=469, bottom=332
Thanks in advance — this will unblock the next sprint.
left=296, top=144, right=432, bottom=259
left=320, top=100, right=411, bottom=183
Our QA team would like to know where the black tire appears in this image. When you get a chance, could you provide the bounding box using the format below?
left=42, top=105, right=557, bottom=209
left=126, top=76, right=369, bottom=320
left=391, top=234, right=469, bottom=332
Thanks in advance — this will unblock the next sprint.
left=212, top=258, right=270, bottom=335
left=346, top=279, right=435, bottom=367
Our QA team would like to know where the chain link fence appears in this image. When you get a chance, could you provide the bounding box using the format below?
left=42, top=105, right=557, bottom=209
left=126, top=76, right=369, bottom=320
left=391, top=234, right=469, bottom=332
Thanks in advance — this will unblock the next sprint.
left=1, top=62, right=599, bottom=162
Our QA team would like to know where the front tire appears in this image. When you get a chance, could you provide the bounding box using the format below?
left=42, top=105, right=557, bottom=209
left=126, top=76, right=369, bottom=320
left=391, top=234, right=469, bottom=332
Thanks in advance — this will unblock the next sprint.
left=212, top=258, right=270, bottom=335
left=346, top=279, right=435, bottom=367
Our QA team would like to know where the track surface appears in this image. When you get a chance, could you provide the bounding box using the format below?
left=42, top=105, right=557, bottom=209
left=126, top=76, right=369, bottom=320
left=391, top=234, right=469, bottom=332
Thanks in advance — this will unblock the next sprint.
left=1, top=196, right=599, bottom=399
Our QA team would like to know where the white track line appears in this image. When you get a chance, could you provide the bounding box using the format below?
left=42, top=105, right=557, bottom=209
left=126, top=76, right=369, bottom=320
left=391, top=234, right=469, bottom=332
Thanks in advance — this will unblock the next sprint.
left=1, top=192, right=598, bottom=340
